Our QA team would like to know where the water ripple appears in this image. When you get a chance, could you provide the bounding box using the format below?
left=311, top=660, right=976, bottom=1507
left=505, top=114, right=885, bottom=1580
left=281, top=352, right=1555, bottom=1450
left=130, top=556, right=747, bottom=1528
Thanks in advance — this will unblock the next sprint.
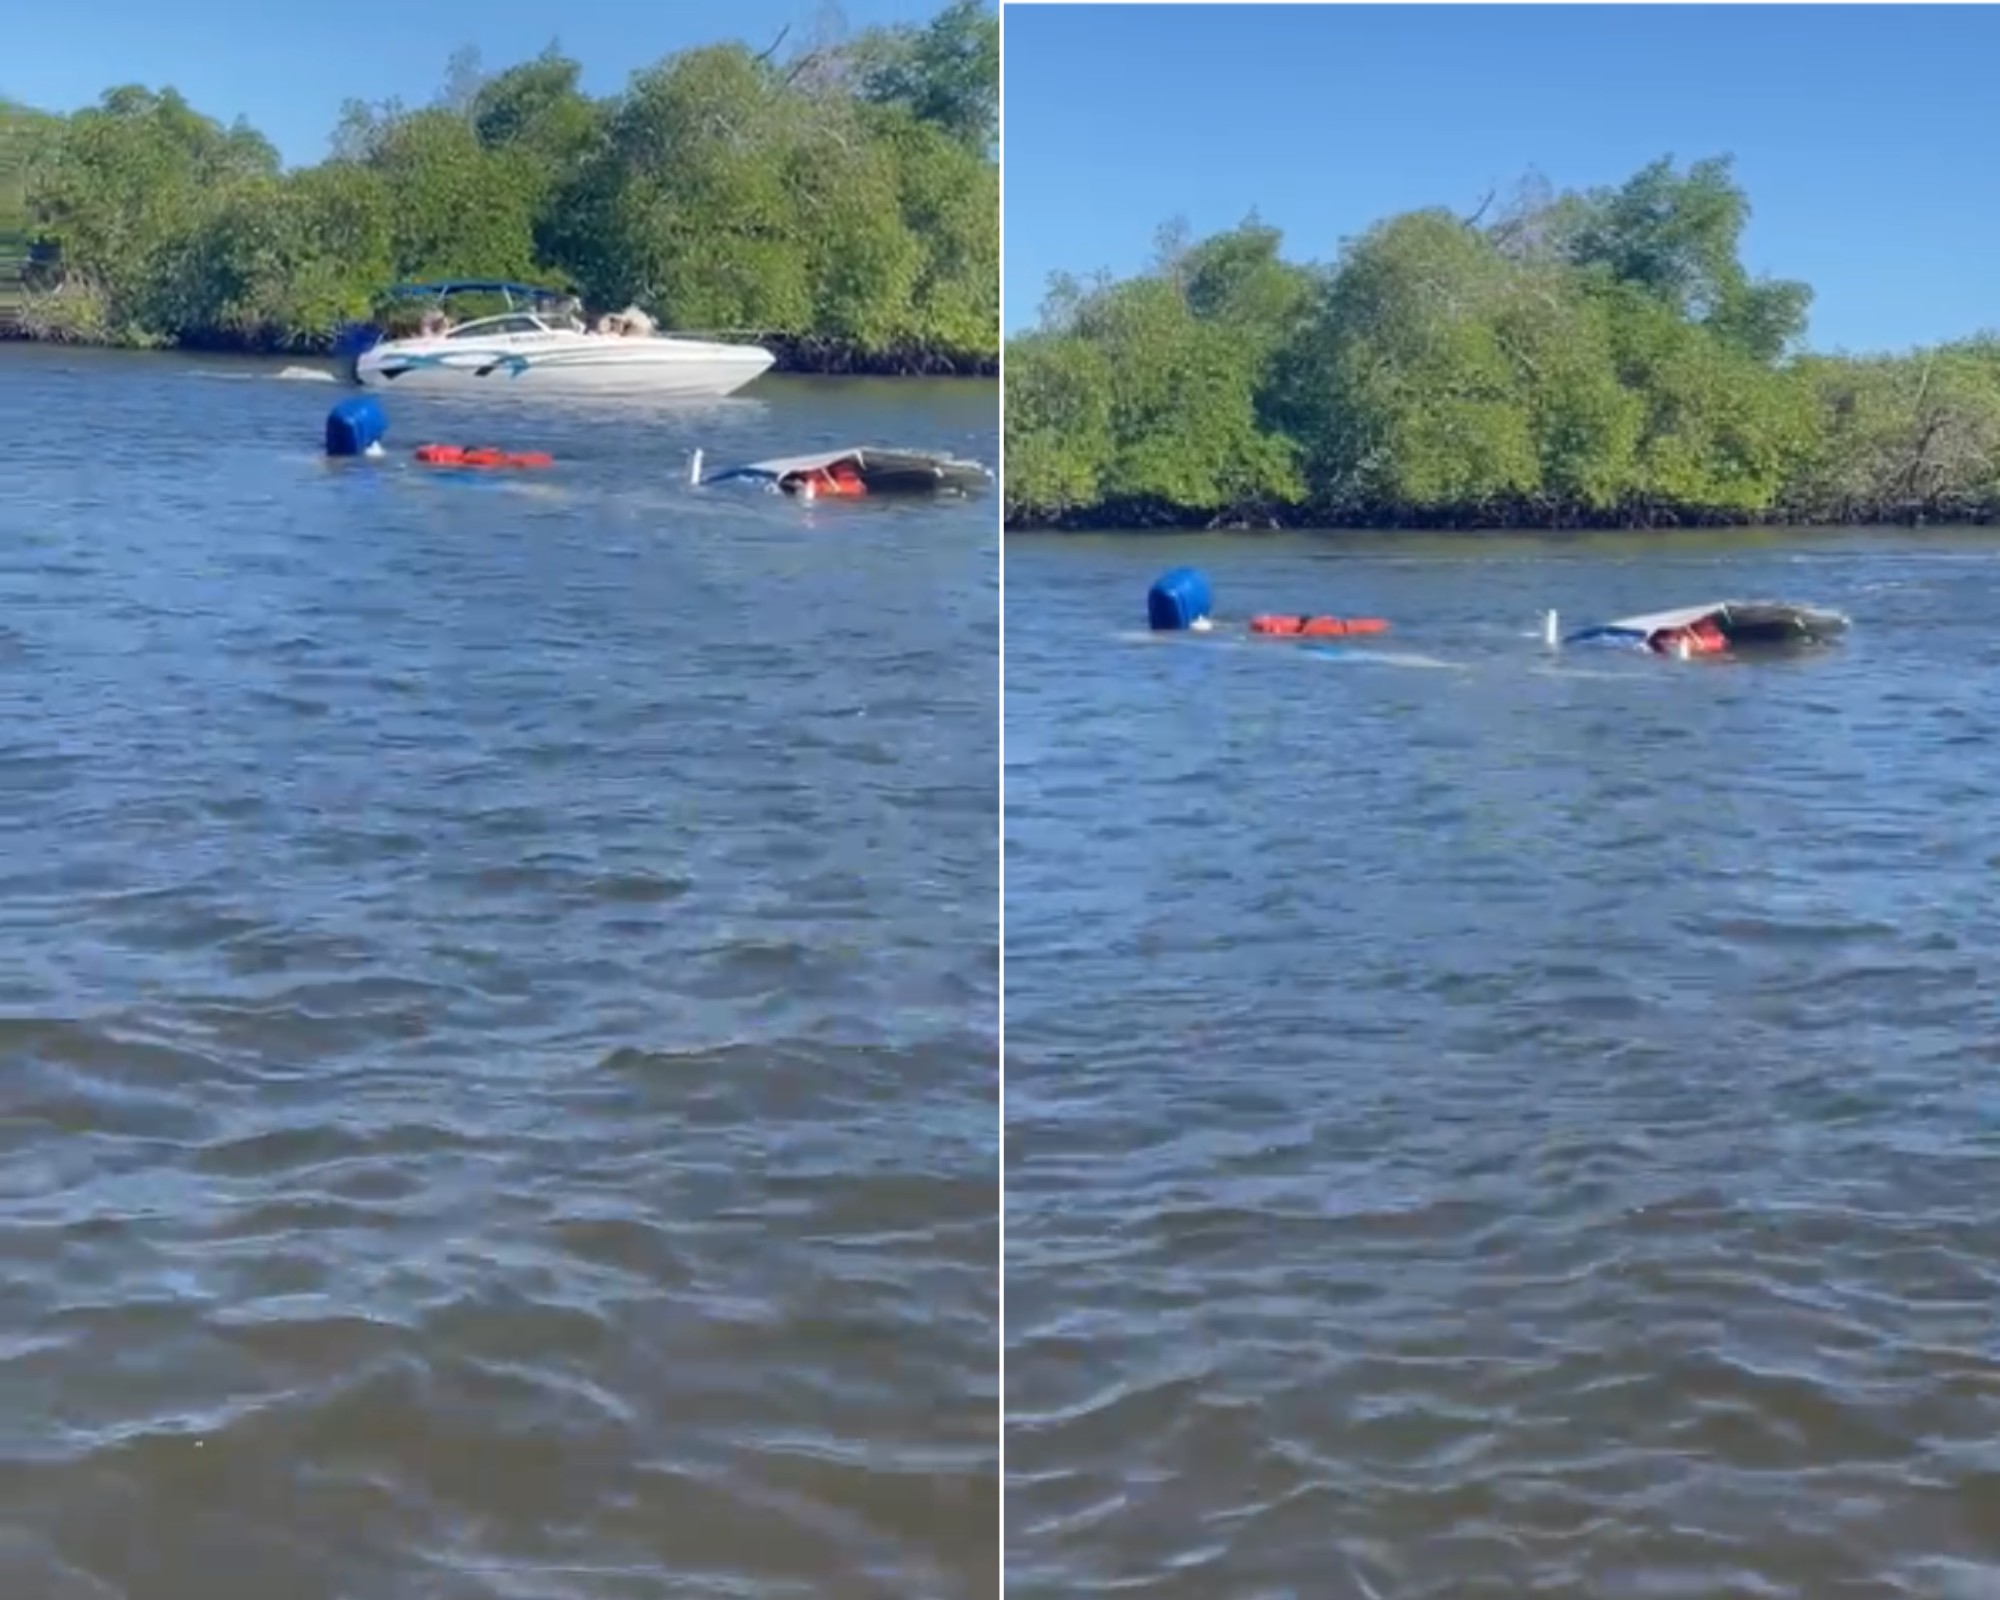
left=0, top=349, right=997, bottom=1599
left=1006, top=529, right=2000, bottom=1597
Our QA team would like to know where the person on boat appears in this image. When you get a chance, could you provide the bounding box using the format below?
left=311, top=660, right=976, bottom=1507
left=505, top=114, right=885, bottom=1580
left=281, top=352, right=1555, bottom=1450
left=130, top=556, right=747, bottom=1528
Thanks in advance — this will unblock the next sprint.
left=618, top=304, right=656, bottom=338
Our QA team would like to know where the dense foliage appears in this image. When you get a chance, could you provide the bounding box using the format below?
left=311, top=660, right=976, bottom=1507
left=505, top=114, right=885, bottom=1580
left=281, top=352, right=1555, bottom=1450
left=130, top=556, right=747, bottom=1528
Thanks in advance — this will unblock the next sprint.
left=0, top=3, right=997, bottom=373
left=0, top=101, right=35, bottom=312
left=1005, top=158, right=2000, bottom=528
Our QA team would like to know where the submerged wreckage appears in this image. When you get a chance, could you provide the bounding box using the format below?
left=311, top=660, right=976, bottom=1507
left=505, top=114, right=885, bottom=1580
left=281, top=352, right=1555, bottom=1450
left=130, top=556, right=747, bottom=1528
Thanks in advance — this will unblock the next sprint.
left=1550, top=601, right=1852, bottom=659
left=691, top=447, right=993, bottom=500
left=1140, top=567, right=1854, bottom=665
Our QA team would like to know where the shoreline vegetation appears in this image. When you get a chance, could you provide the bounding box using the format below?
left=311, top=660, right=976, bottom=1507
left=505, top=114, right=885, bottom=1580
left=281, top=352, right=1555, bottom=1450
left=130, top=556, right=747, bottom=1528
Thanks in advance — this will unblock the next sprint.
left=1004, top=157, right=2000, bottom=530
left=0, top=3, right=996, bottom=378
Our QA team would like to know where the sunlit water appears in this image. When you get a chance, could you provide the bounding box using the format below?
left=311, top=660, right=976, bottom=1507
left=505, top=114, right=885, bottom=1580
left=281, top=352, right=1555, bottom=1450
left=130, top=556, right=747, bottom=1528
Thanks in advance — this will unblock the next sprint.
left=1006, top=528, right=2000, bottom=1599
left=0, top=345, right=998, bottom=1600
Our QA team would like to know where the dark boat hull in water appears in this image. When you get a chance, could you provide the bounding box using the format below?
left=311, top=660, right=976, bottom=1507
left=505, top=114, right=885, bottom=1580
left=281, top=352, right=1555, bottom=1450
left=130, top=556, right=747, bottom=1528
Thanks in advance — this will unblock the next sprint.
left=696, top=446, right=993, bottom=499
left=1561, top=600, right=1851, bottom=657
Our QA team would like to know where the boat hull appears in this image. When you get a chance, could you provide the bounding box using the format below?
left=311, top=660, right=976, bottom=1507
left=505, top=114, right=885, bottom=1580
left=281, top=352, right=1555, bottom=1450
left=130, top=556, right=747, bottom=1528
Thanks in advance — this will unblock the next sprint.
left=1563, top=600, right=1851, bottom=655
left=351, top=334, right=775, bottom=398
left=699, top=446, right=995, bottom=498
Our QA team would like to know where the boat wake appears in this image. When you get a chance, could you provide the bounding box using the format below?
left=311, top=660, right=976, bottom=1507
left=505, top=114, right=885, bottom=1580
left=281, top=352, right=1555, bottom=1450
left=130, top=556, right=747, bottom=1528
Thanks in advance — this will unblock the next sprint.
left=183, top=365, right=336, bottom=384
left=1118, top=630, right=1463, bottom=672
left=1301, top=645, right=1461, bottom=670
left=1527, top=662, right=1664, bottom=681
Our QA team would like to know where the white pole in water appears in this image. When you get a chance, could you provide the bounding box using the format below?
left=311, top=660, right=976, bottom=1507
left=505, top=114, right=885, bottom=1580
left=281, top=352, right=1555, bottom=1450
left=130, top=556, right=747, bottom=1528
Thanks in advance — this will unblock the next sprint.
left=689, top=448, right=704, bottom=486
left=1542, top=609, right=1560, bottom=647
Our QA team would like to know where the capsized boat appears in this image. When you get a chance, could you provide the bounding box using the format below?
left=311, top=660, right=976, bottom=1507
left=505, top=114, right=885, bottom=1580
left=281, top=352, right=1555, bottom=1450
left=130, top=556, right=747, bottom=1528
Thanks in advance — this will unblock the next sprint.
left=1552, top=600, right=1851, bottom=657
left=334, top=280, right=775, bottom=398
left=691, top=446, right=993, bottom=499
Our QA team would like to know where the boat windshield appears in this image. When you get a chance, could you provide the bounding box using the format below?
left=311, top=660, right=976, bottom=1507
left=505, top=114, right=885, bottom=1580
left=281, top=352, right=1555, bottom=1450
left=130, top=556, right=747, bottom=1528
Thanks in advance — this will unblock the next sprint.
left=444, top=313, right=550, bottom=339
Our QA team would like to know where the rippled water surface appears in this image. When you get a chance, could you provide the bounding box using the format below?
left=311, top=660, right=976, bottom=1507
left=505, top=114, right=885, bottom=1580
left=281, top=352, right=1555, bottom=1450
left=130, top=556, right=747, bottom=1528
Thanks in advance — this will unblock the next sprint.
left=1005, top=529, right=2000, bottom=1599
left=0, top=346, right=997, bottom=1600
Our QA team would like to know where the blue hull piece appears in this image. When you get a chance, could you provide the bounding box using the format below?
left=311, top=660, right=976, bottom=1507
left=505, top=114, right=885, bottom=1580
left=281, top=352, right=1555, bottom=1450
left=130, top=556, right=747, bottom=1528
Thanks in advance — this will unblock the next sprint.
left=1562, top=625, right=1649, bottom=649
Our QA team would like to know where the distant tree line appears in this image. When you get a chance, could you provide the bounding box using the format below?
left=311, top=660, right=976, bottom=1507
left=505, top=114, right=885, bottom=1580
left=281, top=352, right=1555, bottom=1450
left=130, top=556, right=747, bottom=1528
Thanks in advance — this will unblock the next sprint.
left=0, top=107, right=28, bottom=314
left=1005, top=157, right=2000, bottom=528
left=0, top=1, right=997, bottom=374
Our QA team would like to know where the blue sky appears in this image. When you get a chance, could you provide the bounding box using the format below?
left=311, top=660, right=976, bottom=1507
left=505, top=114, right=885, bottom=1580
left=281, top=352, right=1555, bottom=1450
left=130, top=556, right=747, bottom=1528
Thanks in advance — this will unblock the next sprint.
left=1002, top=4, right=2000, bottom=357
left=3, top=0, right=951, bottom=168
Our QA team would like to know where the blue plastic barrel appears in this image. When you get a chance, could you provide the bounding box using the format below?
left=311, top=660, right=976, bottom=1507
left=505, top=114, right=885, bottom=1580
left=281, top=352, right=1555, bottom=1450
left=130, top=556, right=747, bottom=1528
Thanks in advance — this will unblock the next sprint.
left=1146, top=567, right=1213, bottom=631
left=324, top=395, right=386, bottom=458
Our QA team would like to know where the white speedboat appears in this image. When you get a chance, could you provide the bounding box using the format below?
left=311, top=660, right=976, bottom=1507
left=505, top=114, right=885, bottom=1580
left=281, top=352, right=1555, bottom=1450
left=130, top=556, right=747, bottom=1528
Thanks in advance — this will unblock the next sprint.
left=334, top=280, right=775, bottom=399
